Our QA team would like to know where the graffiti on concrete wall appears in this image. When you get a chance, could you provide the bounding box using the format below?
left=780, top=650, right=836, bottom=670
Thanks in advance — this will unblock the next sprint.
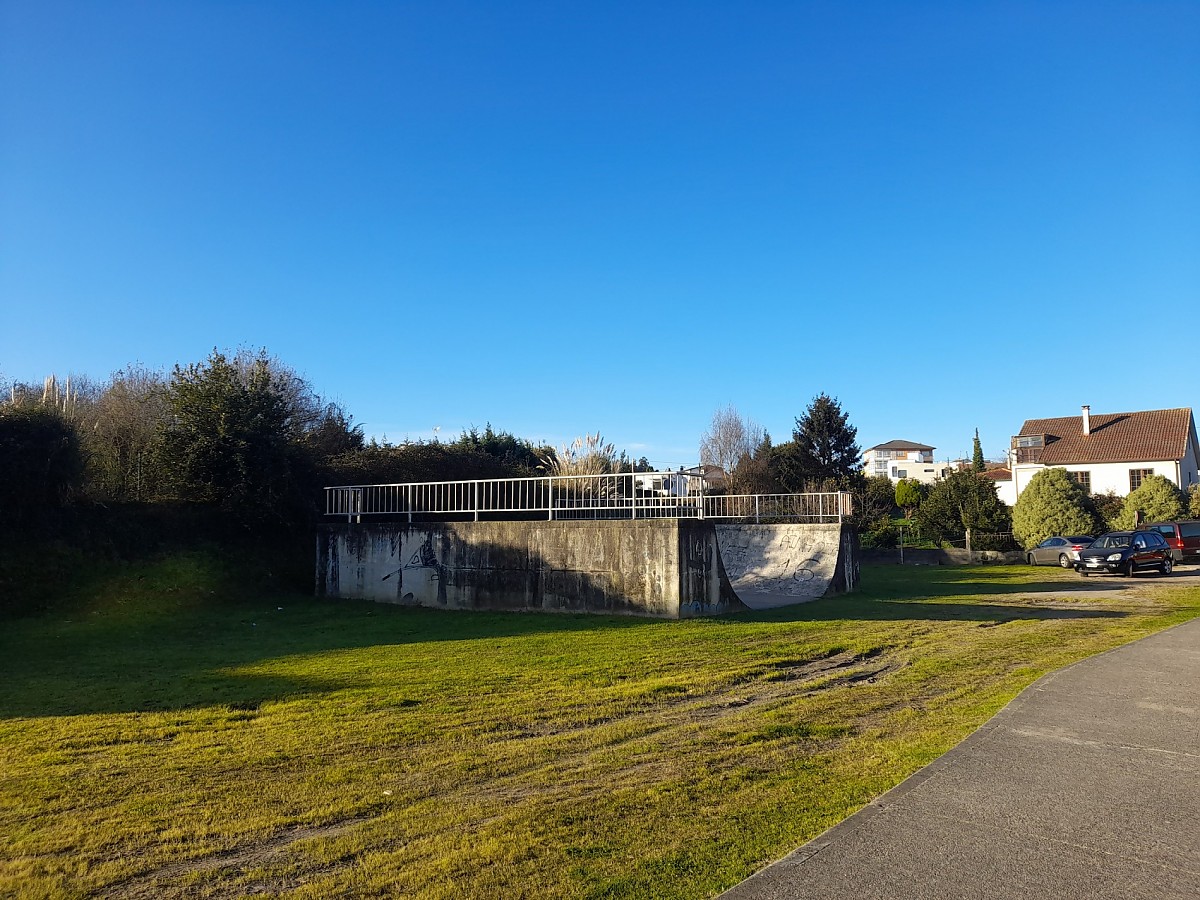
left=380, top=533, right=449, bottom=606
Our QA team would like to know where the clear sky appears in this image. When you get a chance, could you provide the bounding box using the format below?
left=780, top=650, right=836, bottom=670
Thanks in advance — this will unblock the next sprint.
left=3, top=1, right=1198, bottom=469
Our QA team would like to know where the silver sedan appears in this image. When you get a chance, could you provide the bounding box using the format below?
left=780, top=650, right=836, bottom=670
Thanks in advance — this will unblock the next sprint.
left=1026, top=536, right=1094, bottom=568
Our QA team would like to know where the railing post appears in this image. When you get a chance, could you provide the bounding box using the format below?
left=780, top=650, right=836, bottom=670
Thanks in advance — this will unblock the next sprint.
left=755, top=494, right=760, bottom=524
left=473, top=481, right=479, bottom=521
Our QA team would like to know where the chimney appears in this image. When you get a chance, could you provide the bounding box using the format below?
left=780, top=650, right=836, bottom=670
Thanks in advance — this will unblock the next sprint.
left=1082, top=405, right=1091, bottom=436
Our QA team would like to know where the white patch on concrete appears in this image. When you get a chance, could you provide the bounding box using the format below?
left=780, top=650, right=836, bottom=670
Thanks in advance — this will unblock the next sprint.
left=715, top=524, right=842, bottom=609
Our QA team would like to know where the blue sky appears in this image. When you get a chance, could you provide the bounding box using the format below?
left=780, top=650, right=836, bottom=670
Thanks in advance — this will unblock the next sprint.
left=3, top=1, right=1198, bottom=469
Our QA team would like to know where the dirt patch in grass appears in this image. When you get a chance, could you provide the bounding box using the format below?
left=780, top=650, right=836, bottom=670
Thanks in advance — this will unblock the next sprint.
left=111, top=816, right=373, bottom=899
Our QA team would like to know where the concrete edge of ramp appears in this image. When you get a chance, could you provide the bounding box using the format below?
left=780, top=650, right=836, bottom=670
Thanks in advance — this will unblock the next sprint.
left=717, top=615, right=1200, bottom=898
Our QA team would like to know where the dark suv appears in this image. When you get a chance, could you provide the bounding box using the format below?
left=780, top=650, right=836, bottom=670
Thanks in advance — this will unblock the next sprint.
left=1075, top=530, right=1173, bottom=576
left=1142, top=521, right=1200, bottom=563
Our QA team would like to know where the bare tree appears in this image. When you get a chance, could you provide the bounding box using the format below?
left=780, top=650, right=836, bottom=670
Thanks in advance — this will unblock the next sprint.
left=81, top=365, right=170, bottom=501
left=699, top=405, right=762, bottom=493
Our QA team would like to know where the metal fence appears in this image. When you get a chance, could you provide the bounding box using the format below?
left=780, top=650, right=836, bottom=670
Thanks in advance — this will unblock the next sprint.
left=324, top=472, right=851, bottom=524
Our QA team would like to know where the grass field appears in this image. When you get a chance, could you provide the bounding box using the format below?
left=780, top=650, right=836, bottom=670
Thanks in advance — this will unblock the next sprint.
left=3, top=551, right=1199, bottom=898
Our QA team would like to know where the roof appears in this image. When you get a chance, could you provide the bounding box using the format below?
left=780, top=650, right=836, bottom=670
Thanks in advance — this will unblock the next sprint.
left=981, top=467, right=1012, bottom=482
left=1017, top=408, right=1195, bottom=465
left=866, top=440, right=935, bottom=452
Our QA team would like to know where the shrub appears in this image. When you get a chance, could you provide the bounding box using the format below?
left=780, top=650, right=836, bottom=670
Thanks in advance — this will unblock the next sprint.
left=915, top=470, right=1011, bottom=546
left=0, top=404, right=83, bottom=532
left=1012, top=468, right=1101, bottom=550
left=1111, top=475, right=1186, bottom=530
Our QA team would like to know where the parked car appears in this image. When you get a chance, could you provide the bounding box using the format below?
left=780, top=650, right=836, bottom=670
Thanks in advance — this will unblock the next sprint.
left=1075, top=530, right=1173, bottom=576
left=1026, top=535, right=1094, bottom=568
left=1142, top=521, right=1200, bottom=563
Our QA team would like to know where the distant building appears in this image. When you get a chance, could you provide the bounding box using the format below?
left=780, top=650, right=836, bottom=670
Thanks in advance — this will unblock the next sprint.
left=862, top=440, right=944, bottom=485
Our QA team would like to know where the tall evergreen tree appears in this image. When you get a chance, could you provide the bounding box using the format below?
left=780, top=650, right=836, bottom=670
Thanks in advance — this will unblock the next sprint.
left=972, top=428, right=985, bottom=472
left=773, top=394, right=861, bottom=491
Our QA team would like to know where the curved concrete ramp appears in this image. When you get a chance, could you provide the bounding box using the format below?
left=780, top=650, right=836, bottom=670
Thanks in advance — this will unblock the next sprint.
left=716, top=524, right=847, bottom=609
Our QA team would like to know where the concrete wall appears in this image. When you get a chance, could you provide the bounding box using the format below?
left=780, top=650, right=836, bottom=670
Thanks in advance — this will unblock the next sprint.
left=317, top=520, right=857, bottom=618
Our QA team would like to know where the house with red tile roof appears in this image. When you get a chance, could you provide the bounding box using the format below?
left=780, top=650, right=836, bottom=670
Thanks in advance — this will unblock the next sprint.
left=1009, top=406, right=1200, bottom=500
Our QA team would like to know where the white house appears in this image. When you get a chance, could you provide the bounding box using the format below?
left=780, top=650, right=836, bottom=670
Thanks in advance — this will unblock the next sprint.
left=982, top=467, right=1017, bottom=506
left=1009, top=406, right=1200, bottom=500
left=862, top=440, right=944, bottom=485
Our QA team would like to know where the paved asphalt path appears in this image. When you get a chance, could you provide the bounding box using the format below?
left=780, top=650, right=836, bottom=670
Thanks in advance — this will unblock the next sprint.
left=720, top=615, right=1200, bottom=899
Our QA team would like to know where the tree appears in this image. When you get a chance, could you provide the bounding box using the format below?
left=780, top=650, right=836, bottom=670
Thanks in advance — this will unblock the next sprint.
left=915, top=469, right=1011, bottom=548
left=698, top=405, right=762, bottom=493
left=1190, top=484, right=1200, bottom=518
left=731, top=432, right=780, bottom=495
left=894, top=478, right=925, bottom=519
left=0, top=404, right=83, bottom=530
left=773, top=394, right=861, bottom=492
left=972, top=429, right=985, bottom=473
left=159, top=349, right=310, bottom=523
left=1011, top=468, right=1101, bottom=549
left=452, top=423, right=544, bottom=473
left=80, top=364, right=170, bottom=502
left=1112, top=475, right=1186, bottom=529
left=852, top=474, right=898, bottom=527
left=1092, top=490, right=1125, bottom=530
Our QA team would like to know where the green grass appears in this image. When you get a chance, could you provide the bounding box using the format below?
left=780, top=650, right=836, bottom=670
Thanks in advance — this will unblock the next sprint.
left=3, top=552, right=1198, bottom=898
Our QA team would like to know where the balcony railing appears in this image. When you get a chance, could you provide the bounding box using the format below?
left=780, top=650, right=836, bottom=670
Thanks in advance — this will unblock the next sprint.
left=324, top=472, right=851, bottom=524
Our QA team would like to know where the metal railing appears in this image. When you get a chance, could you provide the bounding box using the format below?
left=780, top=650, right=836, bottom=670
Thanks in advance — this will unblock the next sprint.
left=702, top=492, right=852, bottom=523
left=324, top=472, right=851, bottom=524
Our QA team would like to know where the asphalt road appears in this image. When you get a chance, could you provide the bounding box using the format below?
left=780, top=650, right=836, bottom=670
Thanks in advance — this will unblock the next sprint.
left=720, top=600, right=1200, bottom=899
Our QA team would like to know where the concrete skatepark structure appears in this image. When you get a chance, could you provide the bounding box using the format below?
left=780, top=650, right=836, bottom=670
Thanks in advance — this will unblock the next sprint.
left=316, top=519, right=858, bottom=618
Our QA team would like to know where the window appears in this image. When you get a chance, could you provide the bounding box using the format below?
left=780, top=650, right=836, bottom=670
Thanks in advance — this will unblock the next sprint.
left=1129, top=469, right=1154, bottom=491
left=1069, top=471, right=1091, bottom=493
left=896, top=469, right=908, bottom=478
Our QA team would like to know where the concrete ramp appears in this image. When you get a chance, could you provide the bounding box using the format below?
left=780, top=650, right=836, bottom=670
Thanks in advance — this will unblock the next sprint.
left=715, top=524, right=847, bottom=609
left=318, top=520, right=856, bottom=618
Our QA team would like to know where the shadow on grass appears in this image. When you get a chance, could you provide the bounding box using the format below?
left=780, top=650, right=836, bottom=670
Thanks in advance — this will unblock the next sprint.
left=0, top=558, right=1138, bottom=720
left=0, top=590, right=670, bottom=719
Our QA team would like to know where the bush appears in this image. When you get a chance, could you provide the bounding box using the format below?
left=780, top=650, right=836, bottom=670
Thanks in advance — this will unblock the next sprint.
left=859, top=516, right=898, bottom=549
left=1012, top=468, right=1101, bottom=549
left=0, top=405, right=83, bottom=533
left=1091, top=490, right=1125, bottom=530
left=914, top=470, right=1010, bottom=545
left=1111, top=475, right=1186, bottom=529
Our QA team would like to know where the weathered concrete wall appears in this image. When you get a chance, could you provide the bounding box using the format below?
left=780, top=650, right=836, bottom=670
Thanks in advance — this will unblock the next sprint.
left=317, top=520, right=856, bottom=618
